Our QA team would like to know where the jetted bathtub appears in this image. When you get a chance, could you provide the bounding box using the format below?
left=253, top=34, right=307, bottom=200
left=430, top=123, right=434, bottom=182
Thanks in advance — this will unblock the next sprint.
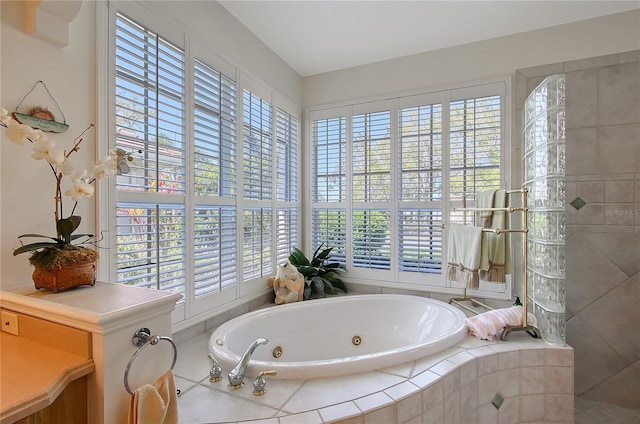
left=208, top=294, right=468, bottom=380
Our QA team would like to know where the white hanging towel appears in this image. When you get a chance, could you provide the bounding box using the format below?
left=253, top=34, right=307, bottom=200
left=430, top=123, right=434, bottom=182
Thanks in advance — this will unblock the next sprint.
left=446, top=224, right=483, bottom=289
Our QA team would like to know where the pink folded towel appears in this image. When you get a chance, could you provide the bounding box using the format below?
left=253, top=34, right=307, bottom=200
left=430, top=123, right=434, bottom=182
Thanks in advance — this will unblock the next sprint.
left=465, top=306, right=537, bottom=340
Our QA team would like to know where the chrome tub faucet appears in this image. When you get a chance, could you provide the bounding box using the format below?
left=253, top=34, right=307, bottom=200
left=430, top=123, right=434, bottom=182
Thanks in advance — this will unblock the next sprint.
left=227, top=337, right=268, bottom=389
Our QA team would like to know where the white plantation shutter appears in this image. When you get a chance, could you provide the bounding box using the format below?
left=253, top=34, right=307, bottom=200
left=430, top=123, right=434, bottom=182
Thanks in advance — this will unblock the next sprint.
left=115, top=13, right=186, bottom=194
left=192, top=57, right=239, bottom=298
left=352, top=111, right=391, bottom=202
left=276, top=208, right=298, bottom=264
left=352, top=209, right=391, bottom=269
left=115, top=13, right=187, bottom=296
left=243, top=90, right=273, bottom=200
left=398, top=102, right=444, bottom=273
left=398, top=208, right=442, bottom=273
left=310, top=82, right=505, bottom=291
left=243, top=208, right=273, bottom=280
left=116, top=203, right=186, bottom=294
left=312, top=208, right=347, bottom=266
left=313, top=117, right=347, bottom=203
left=276, top=107, right=298, bottom=202
left=449, top=95, right=502, bottom=198
left=351, top=110, right=391, bottom=269
left=398, top=104, right=443, bottom=202
left=193, top=206, right=237, bottom=295
left=242, top=89, right=275, bottom=280
left=312, top=116, right=347, bottom=265
left=275, top=107, right=299, bottom=263
left=194, top=59, right=237, bottom=197
left=109, top=7, right=301, bottom=324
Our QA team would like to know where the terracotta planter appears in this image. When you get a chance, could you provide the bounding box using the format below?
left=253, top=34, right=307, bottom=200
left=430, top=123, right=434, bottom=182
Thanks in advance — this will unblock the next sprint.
left=32, top=260, right=97, bottom=293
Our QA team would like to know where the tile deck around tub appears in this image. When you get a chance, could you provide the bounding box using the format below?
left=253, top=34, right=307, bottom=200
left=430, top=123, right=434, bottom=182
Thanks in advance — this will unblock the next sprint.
left=172, top=331, right=581, bottom=424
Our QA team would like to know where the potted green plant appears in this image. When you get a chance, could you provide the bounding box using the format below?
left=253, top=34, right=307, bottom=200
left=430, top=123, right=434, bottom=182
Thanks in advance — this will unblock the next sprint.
left=1, top=107, right=133, bottom=292
left=288, top=244, right=348, bottom=300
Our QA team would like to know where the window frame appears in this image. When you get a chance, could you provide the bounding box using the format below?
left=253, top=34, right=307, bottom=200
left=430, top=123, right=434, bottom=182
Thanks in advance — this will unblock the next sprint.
left=98, top=1, right=301, bottom=329
left=306, top=79, right=512, bottom=300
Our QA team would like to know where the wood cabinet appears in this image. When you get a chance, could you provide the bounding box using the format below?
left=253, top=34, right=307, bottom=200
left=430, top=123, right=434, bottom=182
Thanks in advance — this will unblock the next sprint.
left=13, top=377, right=87, bottom=424
left=0, top=310, right=94, bottom=424
left=1, top=282, right=180, bottom=424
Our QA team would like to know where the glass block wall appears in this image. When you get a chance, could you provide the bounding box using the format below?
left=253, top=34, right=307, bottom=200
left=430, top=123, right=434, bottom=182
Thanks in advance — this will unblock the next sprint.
left=523, top=74, right=566, bottom=344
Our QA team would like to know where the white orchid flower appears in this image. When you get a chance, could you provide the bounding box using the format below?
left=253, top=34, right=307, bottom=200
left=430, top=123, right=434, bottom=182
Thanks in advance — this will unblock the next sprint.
left=58, top=159, right=76, bottom=176
left=31, top=137, right=65, bottom=165
left=65, top=179, right=95, bottom=201
left=108, top=149, right=123, bottom=167
left=4, top=120, right=37, bottom=145
left=30, top=128, right=45, bottom=141
left=70, top=169, right=88, bottom=183
left=1, top=107, right=11, bottom=125
left=106, top=155, right=119, bottom=170
left=93, top=156, right=117, bottom=179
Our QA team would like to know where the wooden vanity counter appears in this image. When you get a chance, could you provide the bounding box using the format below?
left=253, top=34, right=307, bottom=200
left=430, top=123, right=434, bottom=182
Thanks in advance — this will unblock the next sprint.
left=0, top=311, right=94, bottom=424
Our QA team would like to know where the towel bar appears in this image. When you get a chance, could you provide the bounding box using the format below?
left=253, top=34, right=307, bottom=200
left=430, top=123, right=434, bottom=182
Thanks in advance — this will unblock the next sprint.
left=442, top=224, right=528, bottom=234
left=446, top=188, right=540, bottom=340
left=449, top=288, right=493, bottom=315
left=453, top=206, right=522, bottom=213
left=124, top=327, right=178, bottom=395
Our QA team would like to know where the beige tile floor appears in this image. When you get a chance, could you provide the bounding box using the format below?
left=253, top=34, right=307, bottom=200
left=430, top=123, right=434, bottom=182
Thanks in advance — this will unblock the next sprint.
left=174, top=332, right=640, bottom=424
left=574, top=396, right=640, bottom=424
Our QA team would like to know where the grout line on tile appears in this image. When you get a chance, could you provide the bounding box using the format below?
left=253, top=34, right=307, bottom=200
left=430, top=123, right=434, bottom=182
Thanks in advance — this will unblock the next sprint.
left=278, top=380, right=318, bottom=415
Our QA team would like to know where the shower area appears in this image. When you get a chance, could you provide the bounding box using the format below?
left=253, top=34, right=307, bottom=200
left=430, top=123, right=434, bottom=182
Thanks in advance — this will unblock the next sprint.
left=516, top=50, right=640, bottom=409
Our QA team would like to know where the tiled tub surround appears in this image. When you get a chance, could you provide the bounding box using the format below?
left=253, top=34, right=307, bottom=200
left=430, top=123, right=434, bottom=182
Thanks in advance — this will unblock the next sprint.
left=175, top=332, right=574, bottom=424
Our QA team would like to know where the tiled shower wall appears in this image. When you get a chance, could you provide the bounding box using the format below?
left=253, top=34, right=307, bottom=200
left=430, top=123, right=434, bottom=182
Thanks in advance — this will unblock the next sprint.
left=515, top=50, right=640, bottom=410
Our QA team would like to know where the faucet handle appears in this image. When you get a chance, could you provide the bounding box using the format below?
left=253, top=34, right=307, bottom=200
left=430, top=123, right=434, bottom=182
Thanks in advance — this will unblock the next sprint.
left=253, top=370, right=277, bottom=396
left=208, top=353, right=223, bottom=382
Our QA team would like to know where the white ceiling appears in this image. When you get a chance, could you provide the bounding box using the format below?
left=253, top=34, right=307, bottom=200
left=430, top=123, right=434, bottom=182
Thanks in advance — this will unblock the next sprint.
left=219, top=1, right=640, bottom=76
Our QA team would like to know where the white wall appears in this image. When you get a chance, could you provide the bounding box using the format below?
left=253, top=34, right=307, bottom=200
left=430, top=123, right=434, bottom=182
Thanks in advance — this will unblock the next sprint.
left=1, top=0, right=97, bottom=289
left=302, top=10, right=640, bottom=107
left=138, top=0, right=302, bottom=103
left=0, top=0, right=301, bottom=290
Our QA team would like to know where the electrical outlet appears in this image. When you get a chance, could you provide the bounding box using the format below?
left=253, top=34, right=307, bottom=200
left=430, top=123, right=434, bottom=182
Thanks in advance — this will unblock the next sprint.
left=1, top=311, right=19, bottom=336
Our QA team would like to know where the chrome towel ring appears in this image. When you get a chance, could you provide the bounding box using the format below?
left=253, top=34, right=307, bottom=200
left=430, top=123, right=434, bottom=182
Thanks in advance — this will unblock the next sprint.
left=124, top=327, right=178, bottom=395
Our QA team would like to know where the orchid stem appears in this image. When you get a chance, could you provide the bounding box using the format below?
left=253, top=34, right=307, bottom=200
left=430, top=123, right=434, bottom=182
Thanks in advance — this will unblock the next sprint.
left=55, top=172, right=63, bottom=224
